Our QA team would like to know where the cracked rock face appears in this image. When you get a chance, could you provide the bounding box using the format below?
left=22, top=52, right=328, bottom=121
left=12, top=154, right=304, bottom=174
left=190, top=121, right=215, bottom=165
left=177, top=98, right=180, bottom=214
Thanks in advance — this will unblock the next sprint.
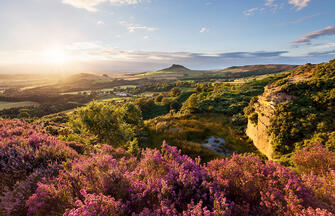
left=246, top=83, right=294, bottom=159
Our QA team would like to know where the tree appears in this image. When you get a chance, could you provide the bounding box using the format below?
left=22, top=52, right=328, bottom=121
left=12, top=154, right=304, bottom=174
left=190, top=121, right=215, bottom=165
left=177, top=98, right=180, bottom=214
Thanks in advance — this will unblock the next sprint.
left=155, top=95, right=164, bottom=103
left=170, top=87, right=182, bottom=97
left=170, top=101, right=181, bottom=112
left=69, top=101, right=143, bottom=150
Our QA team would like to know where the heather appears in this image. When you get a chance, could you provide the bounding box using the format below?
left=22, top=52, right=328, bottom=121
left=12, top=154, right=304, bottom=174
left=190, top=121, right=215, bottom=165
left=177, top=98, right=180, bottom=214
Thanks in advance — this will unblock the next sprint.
left=19, top=137, right=334, bottom=215
left=1, top=116, right=335, bottom=216
left=0, top=120, right=77, bottom=215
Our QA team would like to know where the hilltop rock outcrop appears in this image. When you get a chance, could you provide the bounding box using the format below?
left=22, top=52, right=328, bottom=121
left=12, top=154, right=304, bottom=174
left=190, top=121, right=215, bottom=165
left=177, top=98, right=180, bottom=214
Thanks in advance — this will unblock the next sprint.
left=245, top=60, right=333, bottom=160
left=246, top=83, right=295, bottom=159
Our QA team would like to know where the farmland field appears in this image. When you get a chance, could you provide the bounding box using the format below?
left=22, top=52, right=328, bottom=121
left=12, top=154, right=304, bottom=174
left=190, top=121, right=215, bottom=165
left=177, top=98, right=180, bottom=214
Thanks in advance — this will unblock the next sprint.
left=61, top=85, right=138, bottom=95
left=0, top=101, right=39, bottom=110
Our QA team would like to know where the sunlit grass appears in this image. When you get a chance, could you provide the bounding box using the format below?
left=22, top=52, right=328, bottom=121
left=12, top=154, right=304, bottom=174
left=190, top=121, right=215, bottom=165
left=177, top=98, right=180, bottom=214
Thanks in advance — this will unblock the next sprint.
left=0, top=101, right=39, bottom=110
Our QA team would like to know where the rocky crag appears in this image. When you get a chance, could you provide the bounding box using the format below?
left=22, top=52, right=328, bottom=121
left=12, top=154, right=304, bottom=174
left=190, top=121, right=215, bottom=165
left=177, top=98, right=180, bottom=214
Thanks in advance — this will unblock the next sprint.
left=246, top=65, right=314, bottom=159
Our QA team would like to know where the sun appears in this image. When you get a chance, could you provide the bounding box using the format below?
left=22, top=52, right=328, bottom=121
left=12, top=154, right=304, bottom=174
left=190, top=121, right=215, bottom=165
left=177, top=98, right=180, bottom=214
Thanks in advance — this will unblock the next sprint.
left=42, top=49, right=69, bottom=65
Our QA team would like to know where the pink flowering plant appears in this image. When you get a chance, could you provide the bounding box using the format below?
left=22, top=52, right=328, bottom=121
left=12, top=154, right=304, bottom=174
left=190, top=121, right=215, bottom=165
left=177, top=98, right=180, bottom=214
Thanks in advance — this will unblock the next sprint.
left=0, top=120, right=77, bottom=215
left=26, top=141, right=335, bottom=215
left=1, top=120, right=334, bottom=215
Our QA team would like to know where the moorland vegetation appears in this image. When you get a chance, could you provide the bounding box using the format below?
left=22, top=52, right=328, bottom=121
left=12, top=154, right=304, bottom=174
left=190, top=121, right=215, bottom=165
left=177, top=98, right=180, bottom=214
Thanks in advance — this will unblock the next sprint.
left=0, top=62, right=334, bottom=215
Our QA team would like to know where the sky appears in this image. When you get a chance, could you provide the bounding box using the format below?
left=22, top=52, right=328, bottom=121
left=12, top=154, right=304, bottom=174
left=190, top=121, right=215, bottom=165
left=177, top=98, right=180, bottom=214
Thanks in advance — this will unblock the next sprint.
left=0, top=0, right=334, bottom=73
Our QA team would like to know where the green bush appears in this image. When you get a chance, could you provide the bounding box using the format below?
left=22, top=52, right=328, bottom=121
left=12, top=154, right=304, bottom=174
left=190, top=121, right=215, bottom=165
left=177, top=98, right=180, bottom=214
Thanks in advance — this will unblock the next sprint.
left=69, top=101, right=143, bottom=151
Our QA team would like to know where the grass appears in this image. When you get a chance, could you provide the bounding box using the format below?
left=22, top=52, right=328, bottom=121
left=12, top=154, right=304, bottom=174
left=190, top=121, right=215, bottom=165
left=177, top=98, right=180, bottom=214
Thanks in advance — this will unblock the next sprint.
left=100, top=97, right=131, bottom=102
left=137, top=71, right=176, bottom=76
left=144, top=113, right=257, bottom=162
left=136, top=70, right=203, bottom=79
left=117, top=85, right=137, bottom=89
left=93, top=80, right=114, bottom=84
left=61, top=85, right=138, bottom=95
left=141, top=91, right=156, bottom=96
left=61, top=90, right=91, bottom=95
left=0, top=101, right=39, bottom=110
left=178, top=87, right=194, bottom=91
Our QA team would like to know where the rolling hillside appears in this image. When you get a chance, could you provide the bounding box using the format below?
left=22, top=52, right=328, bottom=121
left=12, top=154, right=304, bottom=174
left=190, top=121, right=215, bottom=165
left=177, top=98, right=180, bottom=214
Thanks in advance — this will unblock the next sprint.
left=133, top=64, right=297, bottom=80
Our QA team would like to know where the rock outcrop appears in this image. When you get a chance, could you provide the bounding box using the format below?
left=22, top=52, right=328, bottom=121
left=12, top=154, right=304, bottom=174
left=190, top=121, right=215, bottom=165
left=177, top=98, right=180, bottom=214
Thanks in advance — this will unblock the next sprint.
left=246, top=60, right=335, bottom=160
left=246, top=83, right=295, bottom=159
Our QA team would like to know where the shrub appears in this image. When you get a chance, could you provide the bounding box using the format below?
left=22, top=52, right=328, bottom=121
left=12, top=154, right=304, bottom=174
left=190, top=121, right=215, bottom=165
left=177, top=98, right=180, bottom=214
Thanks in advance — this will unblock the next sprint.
left=0, top=120, right=77, bottom=215
left=64, top=190, right=124, bottom=216
left=27, top=142, right=334, bottom=215
left=293, top=143, right=335, bottom=175
left=302, top=170, right=335, bottom=212
left=207, top=154, right=321, bottom=215
left=69, top=101, right=143, bottom=150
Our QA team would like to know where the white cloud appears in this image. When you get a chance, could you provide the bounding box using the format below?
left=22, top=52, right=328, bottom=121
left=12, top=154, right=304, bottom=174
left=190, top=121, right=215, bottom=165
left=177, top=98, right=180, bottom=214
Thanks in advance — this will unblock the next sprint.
left=1, top=46, right=331, bottom=74
left=97, top=20, right=104, bottom=25
left=200, top=27, right=208, bottom=33
left=243, top=0, right=280, bottom=16
left=65, top=41, right=104, bottom=50
left=291, top=26, right=335, bottom=46
left=110, top=0, right=149, bottom=5
left=243, top=8, right=259, bottom=16
left=265, top=0, right=276, bottom=6
left=128, top=26, right=156, bottom=32
left=312, top=42, right=335, bottom=50
left=120, top=21, right=156, bottom=32
left=143, top=35, right=149, bottom=40
left=278, top=13, right=322, bottom=26
left=289, top=0, right=311, bottom=11
left=62, top=0, right=107, bottom=12
left=62, top=0, right=149, bottom=12
left=244, top=0, right=310, bottom=16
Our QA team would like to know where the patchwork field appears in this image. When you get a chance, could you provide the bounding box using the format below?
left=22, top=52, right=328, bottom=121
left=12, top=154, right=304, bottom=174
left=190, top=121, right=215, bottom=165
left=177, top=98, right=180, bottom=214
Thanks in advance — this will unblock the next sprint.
left=0, top=101, right=39, bottom=110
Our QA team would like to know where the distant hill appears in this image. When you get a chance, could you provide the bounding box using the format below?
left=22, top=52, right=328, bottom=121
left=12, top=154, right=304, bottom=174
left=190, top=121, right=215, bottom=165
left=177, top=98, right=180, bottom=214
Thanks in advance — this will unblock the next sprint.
left=160, top=64, right=192, bottom=72
left=62, top=73, right=110, bottom=84
left=217, top=64, right=297, bottom=73
left=22, top=73, right=133, bottom=94
left=133, top=64, right=297, bottom=80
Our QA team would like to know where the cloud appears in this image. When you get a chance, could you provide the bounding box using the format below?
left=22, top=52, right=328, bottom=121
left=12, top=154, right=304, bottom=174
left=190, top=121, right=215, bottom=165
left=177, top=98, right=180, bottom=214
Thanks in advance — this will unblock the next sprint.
left=307, top=49, right=335, bottom=56
left=109, top=0, right=149, bottom=5
left=312, top=42, right=335, bottom=50
left=0, top=46, right=292, bottom=73
left=62, top=0, right=107, bottom=12
left=289, top=0, right=311, bottom=11
left=65, top=42, right=104, bottom=50
left=265, top=0, right=276, bottom=6
left=128, top=26, right=156, bottom=32
left=62, top=0, right=149, bottom=12
left=290, top=26, right=335, bottom=46
left=97, top=20, right=104, bottom=25
left=244, top=0, right=310, bottom=16
left=83, top=50, right=289, bottom=67
left=200, top=27, right=208, bottom=33
left=244, top=0, right=282, bottom=16
left=243, top=8, right=260, bottom=16
left=278, top=13, right=323, bottom=26
left=2, top=46, right=334, bottom=74
left=265, top=0, right=281, bottom=10
left=120, top=21, right=156, bottom=32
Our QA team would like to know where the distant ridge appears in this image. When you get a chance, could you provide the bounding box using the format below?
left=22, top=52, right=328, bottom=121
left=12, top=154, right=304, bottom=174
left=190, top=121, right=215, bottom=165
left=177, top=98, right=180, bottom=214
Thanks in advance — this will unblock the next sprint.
left=132, top=64, right=297, bottom=80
